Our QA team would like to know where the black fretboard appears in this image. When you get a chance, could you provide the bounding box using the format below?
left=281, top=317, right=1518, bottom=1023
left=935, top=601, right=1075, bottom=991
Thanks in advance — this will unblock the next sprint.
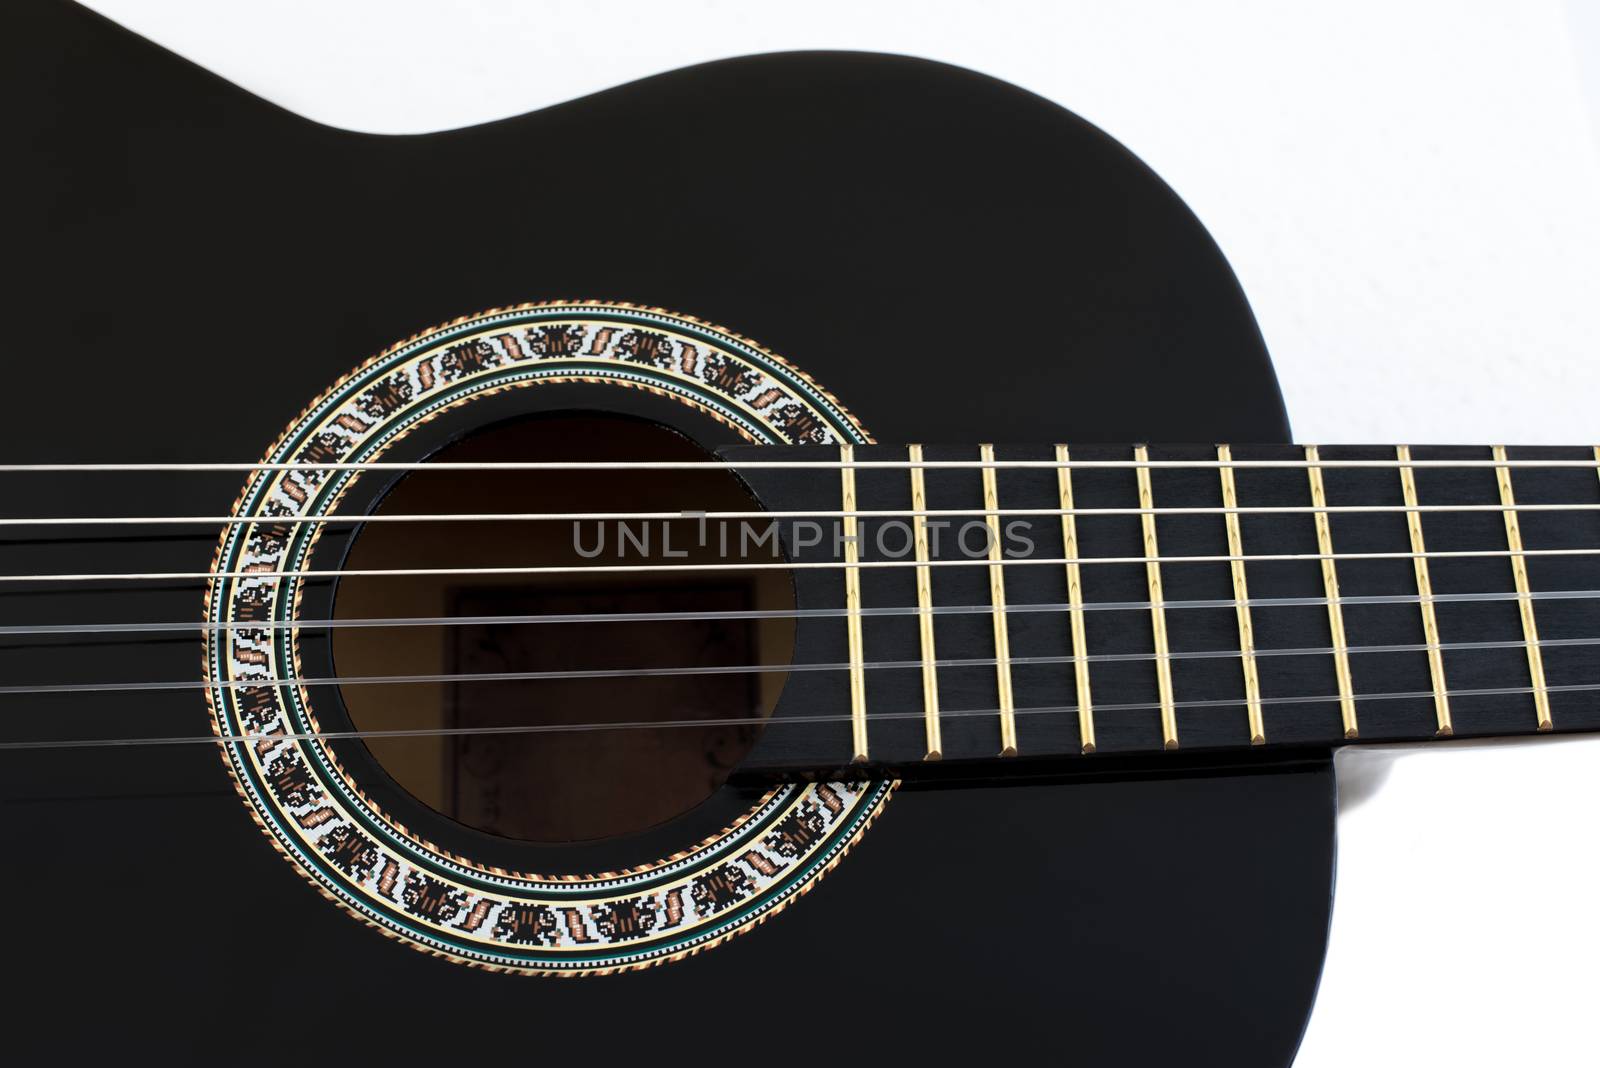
left=722, top=443, right=1600, bottom=780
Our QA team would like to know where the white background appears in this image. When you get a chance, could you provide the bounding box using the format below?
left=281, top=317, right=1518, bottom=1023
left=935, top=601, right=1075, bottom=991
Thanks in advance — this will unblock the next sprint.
left=76, top=2, right=1600, bottom=1063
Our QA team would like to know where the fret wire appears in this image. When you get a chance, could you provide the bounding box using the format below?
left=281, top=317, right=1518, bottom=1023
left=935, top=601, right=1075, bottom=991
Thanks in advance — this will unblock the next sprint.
left=840, top=443, right=869, bottom=763
left=1218, top=446, right=1265, bottom=745
left=908, top=445, right=942, bottom=760
left=1056, top=445, right=1096, bottom=753
left=1398, top=446, right=1453, bottom=736
left=1495, top=446, right=1553, bottom=731
left=980, top=445, right=1019, bottom=757
left=1135, top=446, right=1179, bottom=749
left=1306, top=446, right=1359, bottom=738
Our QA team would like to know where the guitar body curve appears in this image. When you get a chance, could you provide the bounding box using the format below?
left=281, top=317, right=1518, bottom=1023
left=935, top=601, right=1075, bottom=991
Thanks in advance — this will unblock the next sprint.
left=3, top=2, right=1331, bottom=1063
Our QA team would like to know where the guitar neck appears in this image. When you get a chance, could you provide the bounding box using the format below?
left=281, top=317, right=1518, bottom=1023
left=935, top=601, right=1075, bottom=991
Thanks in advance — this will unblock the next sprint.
left=719, top=443, right=1600, bottom=780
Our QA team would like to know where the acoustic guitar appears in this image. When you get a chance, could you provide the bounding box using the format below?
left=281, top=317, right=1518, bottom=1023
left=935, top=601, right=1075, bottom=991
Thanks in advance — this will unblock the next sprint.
left=6, top=3, right=1590, bottom=1064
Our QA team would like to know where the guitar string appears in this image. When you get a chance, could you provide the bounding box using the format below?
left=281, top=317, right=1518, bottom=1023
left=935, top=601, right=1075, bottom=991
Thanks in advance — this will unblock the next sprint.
left=7, top=544, right=1600, bottom=583
left=7, top=632, right=1600, bottom=699
left=4, top=457, right=1600, bottom=473
left=10, top=458, right=1600, bottom=741
left=4, top=678, right=1594, bottom=752
left=8, top=501, right=1600, bottom=526
left=8, top=587, right=1600, bottom=638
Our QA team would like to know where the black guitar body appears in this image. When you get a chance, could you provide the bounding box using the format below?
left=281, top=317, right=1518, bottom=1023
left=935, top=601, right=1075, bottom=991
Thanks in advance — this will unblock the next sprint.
left=4, top=3, right=1333, bottom=1063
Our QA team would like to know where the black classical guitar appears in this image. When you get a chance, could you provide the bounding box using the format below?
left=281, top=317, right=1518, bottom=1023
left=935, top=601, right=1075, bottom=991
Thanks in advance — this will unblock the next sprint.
left=8, top=4, right=1594, bottom=1065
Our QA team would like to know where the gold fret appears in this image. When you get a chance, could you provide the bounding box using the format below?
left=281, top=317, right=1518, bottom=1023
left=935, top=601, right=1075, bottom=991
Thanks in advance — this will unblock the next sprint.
left=1217, top=445, right=1265, bottom=745
left=1055, top=445, right=1095, bottom=753
left=1493, top=446, right=1553, bottom=731
left=908, top=445, right=943, bottom=759
left=1397, top=446, right=1453, bottom=736
left=1306, top=446, right=1359, bottom=739
left=1135, top=446, right=1179, bottom=749
left=980, top=444, right=1019, bottom=756
left=839, top=443, right=869, bottom=762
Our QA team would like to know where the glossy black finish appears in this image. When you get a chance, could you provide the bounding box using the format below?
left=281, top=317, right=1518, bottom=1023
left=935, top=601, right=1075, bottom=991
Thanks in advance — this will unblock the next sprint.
left=1, top=3, right=1331, bottom=1065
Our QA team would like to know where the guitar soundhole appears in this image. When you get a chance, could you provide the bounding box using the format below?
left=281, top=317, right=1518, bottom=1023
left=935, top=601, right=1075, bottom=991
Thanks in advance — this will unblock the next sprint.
left=331, top=413, right=793, bottom=845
